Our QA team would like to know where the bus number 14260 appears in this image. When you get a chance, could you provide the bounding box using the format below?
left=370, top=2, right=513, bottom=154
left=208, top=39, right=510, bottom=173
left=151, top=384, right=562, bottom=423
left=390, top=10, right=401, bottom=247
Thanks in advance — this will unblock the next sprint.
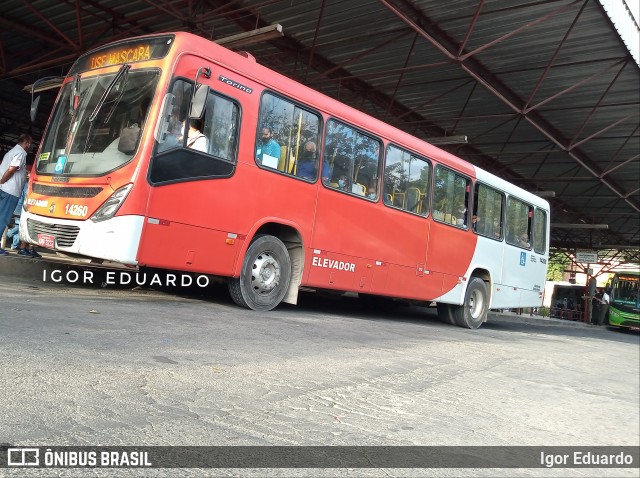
left=65, top=204, right=88, bottom=217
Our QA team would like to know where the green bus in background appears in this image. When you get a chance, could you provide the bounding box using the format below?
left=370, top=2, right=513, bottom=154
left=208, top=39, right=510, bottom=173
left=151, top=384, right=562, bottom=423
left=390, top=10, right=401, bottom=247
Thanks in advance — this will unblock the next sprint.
left=608, top=271, right=640, bottom=329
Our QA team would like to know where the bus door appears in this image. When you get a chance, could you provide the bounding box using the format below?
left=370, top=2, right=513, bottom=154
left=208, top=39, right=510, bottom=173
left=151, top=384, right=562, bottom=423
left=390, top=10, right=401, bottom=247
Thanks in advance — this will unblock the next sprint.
left=140, top=59, right=245, bottom=275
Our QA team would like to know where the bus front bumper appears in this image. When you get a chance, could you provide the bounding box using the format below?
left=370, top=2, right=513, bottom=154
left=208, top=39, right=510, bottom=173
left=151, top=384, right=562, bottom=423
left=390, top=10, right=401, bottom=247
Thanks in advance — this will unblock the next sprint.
left=20, top=211, right=144, bottom=265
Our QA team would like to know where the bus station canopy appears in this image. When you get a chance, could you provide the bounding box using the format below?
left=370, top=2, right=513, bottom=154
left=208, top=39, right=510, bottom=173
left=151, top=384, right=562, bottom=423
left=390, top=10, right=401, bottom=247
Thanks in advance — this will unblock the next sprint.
left=0, top=0, right=637, bottom=263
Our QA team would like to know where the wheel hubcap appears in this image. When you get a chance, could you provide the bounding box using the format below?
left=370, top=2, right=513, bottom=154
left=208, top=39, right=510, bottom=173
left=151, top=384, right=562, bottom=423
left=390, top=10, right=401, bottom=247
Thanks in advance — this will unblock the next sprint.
left=251, top=252, right=280, bottom=295
left=468, top=289, right=484, bottom=319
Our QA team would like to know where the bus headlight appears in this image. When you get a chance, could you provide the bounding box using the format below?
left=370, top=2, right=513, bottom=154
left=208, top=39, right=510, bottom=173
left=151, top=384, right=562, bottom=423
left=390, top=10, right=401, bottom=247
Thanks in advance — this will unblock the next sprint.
left=90, top=184, right=133, bottom=222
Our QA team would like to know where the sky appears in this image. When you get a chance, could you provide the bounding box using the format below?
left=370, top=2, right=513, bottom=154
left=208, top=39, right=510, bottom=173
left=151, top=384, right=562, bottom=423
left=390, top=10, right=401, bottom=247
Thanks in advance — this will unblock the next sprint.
left=599, top=0, right=640, bottom=64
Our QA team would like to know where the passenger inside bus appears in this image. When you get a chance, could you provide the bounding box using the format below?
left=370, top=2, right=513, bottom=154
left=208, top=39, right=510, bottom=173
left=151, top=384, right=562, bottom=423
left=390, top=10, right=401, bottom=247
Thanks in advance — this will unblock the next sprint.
left=256, top=126, right=281, bottom=168
left=492, top=219, right=502, bottom=239
left=337, top=175, right=349, bottom=191
left=296, top=141, right=317, bottom=180
left=186, top=119, right=208, bottom=153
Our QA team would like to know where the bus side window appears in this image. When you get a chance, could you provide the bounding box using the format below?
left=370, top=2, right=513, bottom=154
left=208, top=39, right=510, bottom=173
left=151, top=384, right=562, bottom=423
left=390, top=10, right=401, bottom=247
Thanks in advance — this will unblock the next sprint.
left=506, top=196, right=533, bottom=249
left=323, top=119, right=380, bottom=197
left=473, top=182, right=505, bottom=240
left=256, top=92, right=321, bottom=181
left=201, top=92, right=240, bottom=161
left=149, top=79, right=240, bottom=183
left=433, top=166, right=469, bottom=227
left=383, top=144, right=431, bottom=216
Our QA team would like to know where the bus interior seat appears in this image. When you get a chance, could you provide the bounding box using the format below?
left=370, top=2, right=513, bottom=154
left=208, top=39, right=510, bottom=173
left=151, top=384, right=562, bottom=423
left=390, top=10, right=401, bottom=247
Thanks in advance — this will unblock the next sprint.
left=393, top=191, right=405, bottom=208
left=406, top=187, right=421, bottom=212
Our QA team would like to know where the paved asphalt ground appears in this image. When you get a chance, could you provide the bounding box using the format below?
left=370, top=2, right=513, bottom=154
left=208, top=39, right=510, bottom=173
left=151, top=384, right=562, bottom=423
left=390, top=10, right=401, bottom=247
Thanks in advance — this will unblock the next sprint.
left=0, top=255, right=638, bottom=477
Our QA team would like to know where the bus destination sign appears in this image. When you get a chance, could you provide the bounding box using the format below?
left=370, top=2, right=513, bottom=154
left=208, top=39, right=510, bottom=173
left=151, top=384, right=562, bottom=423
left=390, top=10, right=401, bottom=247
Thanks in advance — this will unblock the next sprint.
left=70, top=35, right=174, bottom=74
left=89, top=45, right=152, bottom=69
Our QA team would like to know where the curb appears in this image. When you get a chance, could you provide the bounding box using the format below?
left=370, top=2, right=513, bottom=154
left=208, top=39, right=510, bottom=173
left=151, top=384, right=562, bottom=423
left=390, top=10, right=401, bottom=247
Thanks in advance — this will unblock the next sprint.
left=488, top=312, right=600, bottom=329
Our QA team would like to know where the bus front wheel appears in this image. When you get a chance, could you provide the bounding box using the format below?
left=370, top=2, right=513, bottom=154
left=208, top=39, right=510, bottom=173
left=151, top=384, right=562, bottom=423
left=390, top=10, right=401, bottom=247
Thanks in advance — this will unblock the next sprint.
left=451, top=278, right=488, bottom=329
left=228, top=234, right=292, bottom=311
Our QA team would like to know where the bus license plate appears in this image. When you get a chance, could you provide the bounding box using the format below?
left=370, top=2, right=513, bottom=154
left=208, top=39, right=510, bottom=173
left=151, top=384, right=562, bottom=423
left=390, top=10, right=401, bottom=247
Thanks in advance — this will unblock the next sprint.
left=37, top=234, right=55, bottom=249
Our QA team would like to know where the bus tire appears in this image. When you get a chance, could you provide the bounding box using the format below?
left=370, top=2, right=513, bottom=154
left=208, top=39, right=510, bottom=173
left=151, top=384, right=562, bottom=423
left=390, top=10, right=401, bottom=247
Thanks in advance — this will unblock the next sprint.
left=228, top=234, right=291, bottom=311
left=451, top=278, right=488, bottom=329
left=436, top=302, right=456, bottom=325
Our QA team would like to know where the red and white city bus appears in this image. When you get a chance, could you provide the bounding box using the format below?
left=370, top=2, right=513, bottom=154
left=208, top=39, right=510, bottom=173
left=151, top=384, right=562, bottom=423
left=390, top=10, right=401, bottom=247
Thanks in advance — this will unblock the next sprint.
left=21, top=32, right=549, bottom=328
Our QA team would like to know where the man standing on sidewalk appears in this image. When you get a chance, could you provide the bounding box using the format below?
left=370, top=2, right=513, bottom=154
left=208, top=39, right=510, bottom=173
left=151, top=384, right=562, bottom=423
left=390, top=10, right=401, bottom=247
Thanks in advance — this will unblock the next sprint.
left=596, top=288, right=611, bottom=326
left=0, top=134, right=32, bottom=256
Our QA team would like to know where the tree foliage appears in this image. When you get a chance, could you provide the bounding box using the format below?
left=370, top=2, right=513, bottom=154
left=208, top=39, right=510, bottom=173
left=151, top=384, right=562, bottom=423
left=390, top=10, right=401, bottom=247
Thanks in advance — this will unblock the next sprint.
left=547, top=252, right=570, bottom=281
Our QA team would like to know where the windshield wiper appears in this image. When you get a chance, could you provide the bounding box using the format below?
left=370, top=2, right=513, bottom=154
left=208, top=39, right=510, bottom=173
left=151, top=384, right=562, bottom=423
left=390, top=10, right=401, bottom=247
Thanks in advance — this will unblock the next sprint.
left=84, top=64, right=130, bottom=152
left=88, top=64, right=130, bottom=122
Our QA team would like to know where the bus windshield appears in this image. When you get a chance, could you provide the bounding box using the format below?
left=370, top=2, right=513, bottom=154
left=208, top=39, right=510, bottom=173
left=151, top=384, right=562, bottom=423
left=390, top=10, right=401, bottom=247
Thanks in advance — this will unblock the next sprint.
left=612, top=274, right=640, bottom=307
left=36, top=68, right=160, bottom=176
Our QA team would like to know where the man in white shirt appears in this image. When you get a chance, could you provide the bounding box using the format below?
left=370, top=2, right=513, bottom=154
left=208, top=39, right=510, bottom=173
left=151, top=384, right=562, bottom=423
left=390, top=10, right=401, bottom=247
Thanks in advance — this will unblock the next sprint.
left=0, top=134, right=32, bottom=255
left=597, top=289, right=610, bottom=326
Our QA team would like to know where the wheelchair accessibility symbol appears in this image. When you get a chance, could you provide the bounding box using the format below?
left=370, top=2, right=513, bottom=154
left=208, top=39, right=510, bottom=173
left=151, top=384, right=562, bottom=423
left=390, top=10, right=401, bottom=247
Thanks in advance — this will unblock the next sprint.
left=520, top=252, right=526, bottom=266
left=53, top=156, right=67, bottom=174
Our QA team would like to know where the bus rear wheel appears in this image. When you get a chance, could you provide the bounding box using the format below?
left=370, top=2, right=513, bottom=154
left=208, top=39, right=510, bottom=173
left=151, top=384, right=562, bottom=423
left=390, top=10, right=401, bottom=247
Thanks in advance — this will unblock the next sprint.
left=228, top=234, right=291, bottom=311
left=451, top=278, right=488, bottom=329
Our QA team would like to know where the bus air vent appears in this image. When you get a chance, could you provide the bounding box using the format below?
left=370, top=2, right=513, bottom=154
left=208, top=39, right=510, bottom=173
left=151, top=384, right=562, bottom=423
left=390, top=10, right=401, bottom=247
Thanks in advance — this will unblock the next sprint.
left=32, top=184, right=103, bottom=198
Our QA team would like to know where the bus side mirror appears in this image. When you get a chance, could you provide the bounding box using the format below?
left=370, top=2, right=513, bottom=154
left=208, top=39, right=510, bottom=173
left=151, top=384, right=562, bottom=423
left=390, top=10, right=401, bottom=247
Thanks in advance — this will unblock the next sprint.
left=30, top=96, right=41, bottom=123
left=189, top=83, right=209, bottom=119
left=189, top=66, right=211, bottom=120
left=29, top=75, right=65, bottom=123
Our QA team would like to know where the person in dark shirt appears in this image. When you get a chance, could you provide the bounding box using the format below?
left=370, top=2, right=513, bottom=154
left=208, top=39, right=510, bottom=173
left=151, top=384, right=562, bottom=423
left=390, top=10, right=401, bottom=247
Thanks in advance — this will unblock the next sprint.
left=296, top=141, right=317, bottom=180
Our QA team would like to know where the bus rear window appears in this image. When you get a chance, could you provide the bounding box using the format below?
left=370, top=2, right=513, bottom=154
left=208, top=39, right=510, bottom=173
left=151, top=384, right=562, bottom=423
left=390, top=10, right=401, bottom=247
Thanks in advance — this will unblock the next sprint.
left=533, top=208, right=547, bottom=254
